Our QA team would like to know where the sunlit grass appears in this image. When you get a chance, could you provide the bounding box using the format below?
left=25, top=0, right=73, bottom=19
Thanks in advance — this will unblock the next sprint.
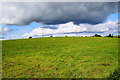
left=2, top=37, right=118, bottom=78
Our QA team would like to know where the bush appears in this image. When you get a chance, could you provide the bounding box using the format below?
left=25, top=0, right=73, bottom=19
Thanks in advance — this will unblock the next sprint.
left=93, top=34, right=102, bottom=37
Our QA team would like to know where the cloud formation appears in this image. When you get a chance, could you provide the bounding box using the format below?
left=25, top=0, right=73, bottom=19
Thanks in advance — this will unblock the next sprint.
left=23, top=21, right=118, bottom=37
left=0, top=25, right=13, bottom=35
left=1, top=2, right=118, bottom=25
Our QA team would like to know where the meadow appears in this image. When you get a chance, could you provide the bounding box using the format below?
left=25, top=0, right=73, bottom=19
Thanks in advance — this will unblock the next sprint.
left=2, top=37, right=118, bottom=78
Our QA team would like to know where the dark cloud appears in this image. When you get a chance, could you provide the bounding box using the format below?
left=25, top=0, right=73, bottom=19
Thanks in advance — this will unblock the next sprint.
left=1, top=2, right=118, bottom=25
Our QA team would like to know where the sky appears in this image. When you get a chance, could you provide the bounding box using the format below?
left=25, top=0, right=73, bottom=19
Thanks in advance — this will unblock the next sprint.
left=0, top=2, right=119, bottom=40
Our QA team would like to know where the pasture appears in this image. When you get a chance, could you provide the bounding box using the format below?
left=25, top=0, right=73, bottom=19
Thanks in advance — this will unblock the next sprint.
left=2, top=37, right=118, bottom=78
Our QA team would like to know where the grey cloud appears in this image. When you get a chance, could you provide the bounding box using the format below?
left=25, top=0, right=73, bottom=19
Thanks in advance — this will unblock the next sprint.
left=1, top=2, right=118, bottom=25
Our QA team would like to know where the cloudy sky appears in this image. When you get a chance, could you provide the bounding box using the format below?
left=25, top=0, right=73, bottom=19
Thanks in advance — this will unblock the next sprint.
left=0, top=2, right=119, bottom=40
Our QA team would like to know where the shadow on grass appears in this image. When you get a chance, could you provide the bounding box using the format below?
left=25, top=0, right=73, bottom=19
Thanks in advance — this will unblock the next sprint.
left=107, top=68, right=120, bottom=80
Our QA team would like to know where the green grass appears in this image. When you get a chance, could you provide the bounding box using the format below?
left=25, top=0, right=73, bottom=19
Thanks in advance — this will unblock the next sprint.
left=2, top=37, right=118, bottom=78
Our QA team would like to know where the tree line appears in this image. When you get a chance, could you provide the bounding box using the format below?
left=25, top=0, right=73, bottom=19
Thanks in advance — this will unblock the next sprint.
left=28, top=34, right=120, bottom=39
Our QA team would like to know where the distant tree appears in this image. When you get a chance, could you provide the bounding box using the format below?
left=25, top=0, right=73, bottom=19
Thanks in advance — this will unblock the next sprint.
left=65, top=36, right=67, bottom=37
left=94, top=34, right=102, bottom=37
left=29, top=36, right=32, bottom=39
left=50, top=36, right=53, bottom=37
left=109, top=34, right=112, bottom=37
left=118, top=35, right=120, bottom=38
left=108, top=34, right=113, bottom=38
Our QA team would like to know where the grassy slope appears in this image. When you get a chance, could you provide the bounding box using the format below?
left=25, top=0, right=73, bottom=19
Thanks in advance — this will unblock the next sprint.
left=2, top=37, right=118, bottom=78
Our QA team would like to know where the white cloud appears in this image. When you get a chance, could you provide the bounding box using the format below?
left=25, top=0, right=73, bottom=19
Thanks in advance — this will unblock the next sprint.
left=0, top=25, right=13, bottom=35
left=23, top=21, right=118, bottom=37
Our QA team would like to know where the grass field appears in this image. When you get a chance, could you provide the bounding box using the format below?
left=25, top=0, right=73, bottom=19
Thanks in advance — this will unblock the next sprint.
left=2, top=37, right=118, bottom=78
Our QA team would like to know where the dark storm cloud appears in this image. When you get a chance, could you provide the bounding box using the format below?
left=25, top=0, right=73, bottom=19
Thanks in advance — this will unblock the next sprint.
left=1, top=2, right=118, bottom=25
